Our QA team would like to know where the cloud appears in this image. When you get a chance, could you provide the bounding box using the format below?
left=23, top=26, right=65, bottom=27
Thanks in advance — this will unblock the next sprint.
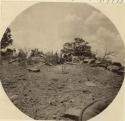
left=10, top=3, right=125, bottom=64
left=58, top=11, right=125, bottom=64
left=84, top=11, right=105, bottom=25
left=58, top=14, right=84, bottom=41
left=83, top=10, right=115, bottom=35
left=97, top=27, right=124, bottom=50
left=64, top=14, right=82, bottom=22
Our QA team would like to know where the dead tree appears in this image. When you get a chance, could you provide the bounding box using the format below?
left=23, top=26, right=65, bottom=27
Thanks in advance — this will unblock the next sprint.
left=102, top=48, right=116, bottom=60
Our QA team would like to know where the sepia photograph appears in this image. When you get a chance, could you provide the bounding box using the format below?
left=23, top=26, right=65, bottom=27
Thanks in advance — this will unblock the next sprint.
left=0, top=2, right=125, bottom=121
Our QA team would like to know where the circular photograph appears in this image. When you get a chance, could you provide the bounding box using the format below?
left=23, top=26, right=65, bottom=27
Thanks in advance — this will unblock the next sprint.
left=0, top=2, right=125, bottom=121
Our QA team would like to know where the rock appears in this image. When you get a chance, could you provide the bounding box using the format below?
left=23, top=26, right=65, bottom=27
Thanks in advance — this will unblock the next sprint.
left=63, top=108, right=82, bottom=120
left=57, top=84, right=65, bottom=89
left=83, top=58, right=97, bottom=65
left=45, top=62, right=53, bottom=66
left=107, top=65, right=125, bottom=75
left=98, top=63, right=107, bottom=69
left=59, top=95, right=70, bottom=103
left=27, top=67, right=40, bottom=72
left=112, top=69, right=124, bottom=75
left=10, top=94, right=18, bottom=102
left=85, top=81, right=96, bottom=87
left=82, top=89, right=91, bottom=94
left=112, top=62, right=122, bottom=67
left=48, top=99, right=57, bottom=106
left=107, top=65, right=120, bottom=71
left=62, top=71, right=69, bottom=74
left=89, top=59, right=96, bottom=64
left=13, top=100, right=19, bottom=105
left=118, top=69, right=125, bottom=74
left=52, top=115, right=57, bottom=119
left=52, top=78, right=59, bottom=82
left=83, top=58, right=90, bottom=63
left=69, top=99, right=75, bottom=103
left=95, top=60, right=101, bottom=65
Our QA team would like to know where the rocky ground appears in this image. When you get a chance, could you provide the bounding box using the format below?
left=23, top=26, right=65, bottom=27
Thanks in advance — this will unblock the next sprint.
left=0, top=62, right=124, bottom=120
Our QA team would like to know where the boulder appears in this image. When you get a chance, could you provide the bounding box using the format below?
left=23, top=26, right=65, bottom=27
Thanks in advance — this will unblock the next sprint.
left=89, top=59, right=96, bottom=64
left=98, top=63, right=107, bottom=69
left=112, top=62, right=122, bottom=67
left=63, top=108, right=82, bottom=120
left=107, top=65, right=120, bottom=71
left=27, top=67, right=40, bottom=72
left=10, top=94, right=18, bottom=103
left=95, top=60, right=101, bottom=65
left=85, top=81, right=96, bottom=87
left=83, top=58, right=91, bottom=63
left=91, top=60, right=101, bottom=67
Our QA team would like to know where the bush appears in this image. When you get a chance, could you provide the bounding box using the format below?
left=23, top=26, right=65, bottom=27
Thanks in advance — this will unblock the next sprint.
left=18, top=49, right=27, bottom=67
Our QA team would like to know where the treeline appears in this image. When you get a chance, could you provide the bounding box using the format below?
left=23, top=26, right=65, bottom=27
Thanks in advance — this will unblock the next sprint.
left=0, top=28, right=119, bottom=64
left=0, top=28, right=96, bottom=64
left=0, top=28, right=124, bottom=75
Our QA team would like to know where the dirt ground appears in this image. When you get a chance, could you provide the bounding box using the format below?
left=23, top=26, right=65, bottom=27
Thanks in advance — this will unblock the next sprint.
left=0, top=62, right=124, bottom=120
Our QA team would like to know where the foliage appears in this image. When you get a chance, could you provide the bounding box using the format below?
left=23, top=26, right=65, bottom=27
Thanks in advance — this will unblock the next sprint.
left=61, top=37, right=95, bottom=62
left=45, top=52, right=59, bottom=65
left=18, top=49, right=28, bottom=67
left=31, top=48, right=43, bottom=57
left=1, top=28, right=13, bottom=49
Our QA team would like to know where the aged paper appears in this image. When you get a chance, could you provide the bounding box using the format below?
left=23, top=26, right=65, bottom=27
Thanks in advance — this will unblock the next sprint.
left=0, top=0, right=125, bottom=121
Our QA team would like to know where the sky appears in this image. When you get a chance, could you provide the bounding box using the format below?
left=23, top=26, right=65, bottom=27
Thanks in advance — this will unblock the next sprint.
left=9, top=2, right=125, bottom=64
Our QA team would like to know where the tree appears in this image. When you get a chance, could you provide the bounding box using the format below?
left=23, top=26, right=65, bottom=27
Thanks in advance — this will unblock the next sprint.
left=102, top=48, right=116, bottom=60
left=61, top=37, right=94, bottom=61
left=0, top=28, right=13, bottom=63
left=1, top=28, right=13, bottom=49
left=73, top=38, right=92, bottom=57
